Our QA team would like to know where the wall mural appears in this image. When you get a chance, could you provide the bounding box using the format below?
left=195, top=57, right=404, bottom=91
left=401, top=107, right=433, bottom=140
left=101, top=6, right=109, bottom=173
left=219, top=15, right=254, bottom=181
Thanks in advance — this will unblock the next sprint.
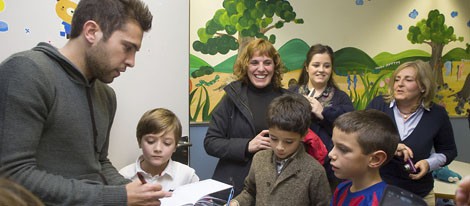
left=0, top=1, right=77, bottom=41
left=190, top=0, right=470, bottom=123
left=0, top=0, right=7, bottom=32
left=56, top=0, right=77, bottom=39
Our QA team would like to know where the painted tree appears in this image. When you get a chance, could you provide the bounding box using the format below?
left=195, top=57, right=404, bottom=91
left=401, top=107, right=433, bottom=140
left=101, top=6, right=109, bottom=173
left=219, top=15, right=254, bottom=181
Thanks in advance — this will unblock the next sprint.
left=407, top=9, right=464, bottom=86
left=192, top=0, right=303, bottom=55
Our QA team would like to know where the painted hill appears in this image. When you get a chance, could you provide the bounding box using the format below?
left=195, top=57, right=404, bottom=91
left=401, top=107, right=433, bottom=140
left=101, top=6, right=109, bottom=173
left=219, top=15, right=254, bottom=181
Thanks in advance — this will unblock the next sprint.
left=374, top=49, right=430, bottom=66
left=190, top=54, right=210, bottom=69
left=191, top=38, right=469, bottom=76
left=334, top=47, right=378, bottom=76
left=443, top=48, right=470, bottom=61
left=277, top=38, right=310, bottom=71
left=214, top=55, right=237, bottom=73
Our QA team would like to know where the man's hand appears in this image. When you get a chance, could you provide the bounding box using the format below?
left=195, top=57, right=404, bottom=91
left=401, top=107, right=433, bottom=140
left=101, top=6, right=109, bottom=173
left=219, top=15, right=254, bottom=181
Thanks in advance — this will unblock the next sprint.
left=126, top=180, right=172, bottom=206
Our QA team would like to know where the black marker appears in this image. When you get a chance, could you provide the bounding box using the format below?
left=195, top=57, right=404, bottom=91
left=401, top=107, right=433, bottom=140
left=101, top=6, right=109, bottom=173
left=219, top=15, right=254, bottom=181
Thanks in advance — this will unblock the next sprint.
left=137, top=172, right=147, bottom=184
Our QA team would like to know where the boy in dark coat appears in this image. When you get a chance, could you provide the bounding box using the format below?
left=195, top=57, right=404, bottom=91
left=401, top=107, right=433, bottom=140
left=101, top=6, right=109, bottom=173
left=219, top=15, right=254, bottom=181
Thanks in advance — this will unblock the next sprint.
left=230, top=93, right=331, bottom=206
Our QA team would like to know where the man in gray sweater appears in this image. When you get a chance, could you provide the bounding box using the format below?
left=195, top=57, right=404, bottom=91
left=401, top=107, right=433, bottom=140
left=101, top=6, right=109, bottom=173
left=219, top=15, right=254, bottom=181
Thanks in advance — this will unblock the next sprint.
left=0, top=0, right=170, bottom=205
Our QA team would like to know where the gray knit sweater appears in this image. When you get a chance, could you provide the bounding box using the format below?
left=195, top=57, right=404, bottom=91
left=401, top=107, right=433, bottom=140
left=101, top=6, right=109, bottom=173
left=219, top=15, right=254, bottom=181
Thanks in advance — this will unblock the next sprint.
left=0, top=42, right=130, bottom=205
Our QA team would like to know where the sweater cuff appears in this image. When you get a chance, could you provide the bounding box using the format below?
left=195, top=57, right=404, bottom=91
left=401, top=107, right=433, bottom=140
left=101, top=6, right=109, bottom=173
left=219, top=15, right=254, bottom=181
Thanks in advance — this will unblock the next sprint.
left=101, top=185, right=127, bottom=205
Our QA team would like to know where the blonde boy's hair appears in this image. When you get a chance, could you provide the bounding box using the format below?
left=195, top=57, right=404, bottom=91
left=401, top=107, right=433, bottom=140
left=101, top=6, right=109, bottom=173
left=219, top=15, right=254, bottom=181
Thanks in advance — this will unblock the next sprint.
left=0, top=178, right=44, bottom=206
left=136, top=108, right=182, bottom=145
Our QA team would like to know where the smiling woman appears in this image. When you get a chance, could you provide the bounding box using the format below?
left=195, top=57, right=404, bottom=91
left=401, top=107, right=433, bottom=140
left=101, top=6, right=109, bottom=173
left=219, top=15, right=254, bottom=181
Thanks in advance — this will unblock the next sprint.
left=204, top=39, right=290, bottom=199
left=289, top=44, right=354, bottom=192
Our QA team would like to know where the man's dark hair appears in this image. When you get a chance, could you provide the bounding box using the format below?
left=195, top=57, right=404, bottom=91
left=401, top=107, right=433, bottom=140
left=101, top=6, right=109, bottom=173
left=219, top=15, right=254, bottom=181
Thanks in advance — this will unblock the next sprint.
left=70, top=0, right=153, bottom=40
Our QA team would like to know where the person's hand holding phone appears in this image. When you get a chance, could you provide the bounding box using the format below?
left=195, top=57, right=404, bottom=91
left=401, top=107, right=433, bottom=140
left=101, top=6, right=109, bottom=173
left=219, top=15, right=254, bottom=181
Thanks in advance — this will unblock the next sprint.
left=248, top=130, right=271, bottom=153
left=409, top=159, right=429, bottom=180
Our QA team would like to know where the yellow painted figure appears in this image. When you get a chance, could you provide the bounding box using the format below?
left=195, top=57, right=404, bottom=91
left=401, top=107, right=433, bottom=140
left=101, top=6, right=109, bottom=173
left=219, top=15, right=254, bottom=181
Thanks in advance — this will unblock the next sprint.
left=55, top=0, right=77, bottom=38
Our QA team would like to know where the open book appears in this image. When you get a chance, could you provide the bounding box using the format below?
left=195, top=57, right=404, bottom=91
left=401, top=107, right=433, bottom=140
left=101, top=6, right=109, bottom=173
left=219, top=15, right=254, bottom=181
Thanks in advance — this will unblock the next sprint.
left=160, top=179, right=233, bottom=206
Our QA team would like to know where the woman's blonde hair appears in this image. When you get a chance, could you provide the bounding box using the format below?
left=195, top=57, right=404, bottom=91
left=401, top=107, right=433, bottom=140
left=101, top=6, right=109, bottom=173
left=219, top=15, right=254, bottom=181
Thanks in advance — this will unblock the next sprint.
left=384, top=60, right=436, bottom=109
left=233, top=39, right=284, bottom=89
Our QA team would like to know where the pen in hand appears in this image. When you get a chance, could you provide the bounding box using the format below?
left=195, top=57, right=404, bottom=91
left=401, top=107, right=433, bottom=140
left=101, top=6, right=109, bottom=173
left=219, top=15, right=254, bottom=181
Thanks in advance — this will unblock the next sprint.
left=137, top=172, right=147, bottom=184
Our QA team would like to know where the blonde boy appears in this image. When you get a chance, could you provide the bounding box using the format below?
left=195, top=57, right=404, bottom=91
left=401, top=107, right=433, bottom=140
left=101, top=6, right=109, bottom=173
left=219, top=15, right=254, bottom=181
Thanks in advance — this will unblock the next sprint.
left=119, top=108, right=199, bottom=191
left=329, top=110, right=399, bottom=206
left=230, top=93, right=331, bottom=206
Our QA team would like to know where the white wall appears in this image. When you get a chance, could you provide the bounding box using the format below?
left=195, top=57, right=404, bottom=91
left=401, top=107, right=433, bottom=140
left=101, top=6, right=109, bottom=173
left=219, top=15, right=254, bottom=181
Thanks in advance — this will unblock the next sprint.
left=109, top=0, right=189, bottom=169
left=0, top=0, right=189, bottom=170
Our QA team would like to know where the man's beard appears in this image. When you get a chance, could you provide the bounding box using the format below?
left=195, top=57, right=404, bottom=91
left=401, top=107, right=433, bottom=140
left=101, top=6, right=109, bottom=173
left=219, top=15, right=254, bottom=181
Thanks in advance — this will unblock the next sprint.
left=85, top=42, right=114, bottom=83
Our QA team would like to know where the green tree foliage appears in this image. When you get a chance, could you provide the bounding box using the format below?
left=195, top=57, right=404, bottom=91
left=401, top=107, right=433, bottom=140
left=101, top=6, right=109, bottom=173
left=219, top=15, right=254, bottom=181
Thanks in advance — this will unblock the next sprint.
left=407, top=9, right=464, bottom=85
left=191, top=66, right=214, bottom=78
left=192, top=0, right=304, bottom=55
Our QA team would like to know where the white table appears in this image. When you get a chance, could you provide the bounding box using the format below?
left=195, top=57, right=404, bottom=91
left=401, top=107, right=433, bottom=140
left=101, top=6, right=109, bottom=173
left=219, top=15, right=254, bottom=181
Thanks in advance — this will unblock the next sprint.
left=434, top=160, right=470, bottom=200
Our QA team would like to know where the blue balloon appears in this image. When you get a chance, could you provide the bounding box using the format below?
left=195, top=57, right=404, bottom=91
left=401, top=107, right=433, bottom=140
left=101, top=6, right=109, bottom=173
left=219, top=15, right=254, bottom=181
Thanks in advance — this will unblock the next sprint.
left=451, top=11, right=458, bottom=18
left=0, top=21, right=8, bottom=32
left=409, top=9, right=418, bottom=19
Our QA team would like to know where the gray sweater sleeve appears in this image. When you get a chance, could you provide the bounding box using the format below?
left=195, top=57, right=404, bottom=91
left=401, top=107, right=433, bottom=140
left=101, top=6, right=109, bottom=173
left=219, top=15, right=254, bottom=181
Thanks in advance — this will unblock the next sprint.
left=0, top=53, right=128, bottom=205
left=97, top=87, right=132, bottom=186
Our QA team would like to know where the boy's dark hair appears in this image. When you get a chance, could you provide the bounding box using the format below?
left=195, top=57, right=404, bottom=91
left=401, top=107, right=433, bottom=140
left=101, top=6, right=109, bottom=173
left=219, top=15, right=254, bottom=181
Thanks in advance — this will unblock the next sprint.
left=70, top=0, right=153, bottom=40
left=136, top=108, right=182, bottom=145
left=267, top=93, right=312, bottom=136
left=334, top=110, right=399, bottom=164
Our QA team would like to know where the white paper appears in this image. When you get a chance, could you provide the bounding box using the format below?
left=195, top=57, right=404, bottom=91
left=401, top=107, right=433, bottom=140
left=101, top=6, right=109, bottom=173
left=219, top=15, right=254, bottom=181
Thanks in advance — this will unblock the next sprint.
left=160, top=179, right=232, bottom=206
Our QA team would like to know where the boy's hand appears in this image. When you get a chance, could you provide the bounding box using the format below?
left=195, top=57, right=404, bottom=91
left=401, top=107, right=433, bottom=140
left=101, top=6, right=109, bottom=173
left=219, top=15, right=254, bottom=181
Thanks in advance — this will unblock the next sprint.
left=456, top=175, right=470, bottom=206
left=126, top=180, right=172, bottom=206
left=248, top=130, right=271, bottom=153
left=227, top=199, right=240, bottom=206
left=409, top=159, right=429, bottom=180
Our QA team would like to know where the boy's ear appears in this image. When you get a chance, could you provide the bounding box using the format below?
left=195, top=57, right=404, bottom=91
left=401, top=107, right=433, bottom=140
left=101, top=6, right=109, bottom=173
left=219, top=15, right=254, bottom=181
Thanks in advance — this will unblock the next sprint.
left=368, top=150, right=387, bottom=169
